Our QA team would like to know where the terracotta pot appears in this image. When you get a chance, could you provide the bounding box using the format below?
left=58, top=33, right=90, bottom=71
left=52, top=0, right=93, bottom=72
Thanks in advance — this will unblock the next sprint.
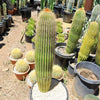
left=84, top=0, right=94, bottom=11
left=13, top=8, right=17, bottom=15
left=24, top=58, right=35, bottom=70
left=8, top=10, right=14, bottom=15
left=13, top=67, right=30, bottom=81
left=9, top=53, right=23, bottom=65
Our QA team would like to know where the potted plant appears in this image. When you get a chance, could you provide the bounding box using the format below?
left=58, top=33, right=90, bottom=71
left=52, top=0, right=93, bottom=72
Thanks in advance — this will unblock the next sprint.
left=26, top=69, right=36, bottom=88
left=63, top=0, right=74, bottom=23
left=13, top=59, right=30, bottom=80
left=30, top=9, right=68, bottom=100
left=56, top=21, right=63, bottom=34
left=55, top=9, right=86, bottom=66
left=19, top=0, right=31, bottom=22
left=52, top=65, right=63, bottom=81
left=24, top=50, right=35, bottom=70
left=0, top=5, right=5, bottom=35
left=9, top=48, right=23, bottom=65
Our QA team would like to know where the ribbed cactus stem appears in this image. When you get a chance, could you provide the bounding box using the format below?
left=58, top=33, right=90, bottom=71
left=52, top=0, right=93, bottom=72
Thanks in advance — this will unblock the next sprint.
left=78, top=22, right=98, bottom=62
left=23, top=0, right=26, bottom=7
left=3, top=3, right=7, bottom=19
left=95, top=33, right=100, bottom=66
left=35, top=8, right=56, bottom=92
left=0, top=5, right=2, bottom=22
left=19, top=0, right=22, bottom=9
left=66, top=9, right=85, bottom=53
left=67, top=0, right=75, bottom=12
left=77, top=0, right=83, bottom=8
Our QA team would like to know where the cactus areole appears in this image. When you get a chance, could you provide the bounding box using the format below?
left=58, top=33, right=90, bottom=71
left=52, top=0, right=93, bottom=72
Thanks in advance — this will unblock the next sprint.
left=35, top=8, right=56, bottom=92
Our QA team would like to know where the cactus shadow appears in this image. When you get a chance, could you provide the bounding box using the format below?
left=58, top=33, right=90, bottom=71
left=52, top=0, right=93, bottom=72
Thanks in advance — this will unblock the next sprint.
left=0, top=43, right=5, bottom=49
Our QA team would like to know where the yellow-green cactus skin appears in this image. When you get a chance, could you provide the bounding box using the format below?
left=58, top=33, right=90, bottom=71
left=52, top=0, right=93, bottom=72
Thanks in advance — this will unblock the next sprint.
left=29, top=70, right=36, bottom=83
left=95, top=33, right=100, bottom=66
left=11, top=48, right=23, bottom=59
left=35, top=8, right=56, bottom=92
left=15, top=59, right=29, bottom=72
left=78, top=22, right=98, bottom=62
left=66, top=9, right=86, bottom=53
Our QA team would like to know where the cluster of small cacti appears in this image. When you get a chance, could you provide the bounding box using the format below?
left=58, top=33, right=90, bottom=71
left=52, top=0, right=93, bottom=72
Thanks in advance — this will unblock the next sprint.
left=52, top=65, right=63, bottom=79
left=35, top=8, right=56, bottom=92
left=90, top=5, right=100, bottom=22
left=3, top=3, right=7, bottom=19
left=66, top=9, right=86, bottom=53
left=67, top=0, right=75, bottom=12
left=11, top=48, right=23, bottom=59
left=25, top=18, right=35, bottom=36
left=15, top=59, right=29, bottom=72
left=25, top=50, right=35, bottom=62
left=76, top=0, right=83, bottom=8
left=56, top=33, right=65, bottom=43
left=29, top=70, right=36, bottom=83
left=78, top=22, right=98, bottom=62
left=95, top=33, right=100, bottom=66
left=57, top=21, right=63, bottom=34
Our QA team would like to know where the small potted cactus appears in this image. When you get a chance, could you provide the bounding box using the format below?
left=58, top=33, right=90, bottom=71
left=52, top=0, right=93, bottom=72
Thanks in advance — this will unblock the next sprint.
left=26, top=70, right=36, bottom=88
left=9, top=48, right=23, bottom=65
left=19, top=0, right=31, bottom=22
left=13, top=59, right=30, bottom=80
left=52, top=65, right=63, bottom=81
left=24, top=50, right=35, bottom=70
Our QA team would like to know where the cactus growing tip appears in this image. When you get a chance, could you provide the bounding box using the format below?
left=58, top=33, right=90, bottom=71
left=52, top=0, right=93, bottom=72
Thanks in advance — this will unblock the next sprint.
left=44, top=8, right=51, bottom=12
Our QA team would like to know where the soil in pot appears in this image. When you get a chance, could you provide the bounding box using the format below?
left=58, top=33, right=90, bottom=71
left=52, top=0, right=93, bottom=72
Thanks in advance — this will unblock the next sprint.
left=77, top=68, right=98, bottom=81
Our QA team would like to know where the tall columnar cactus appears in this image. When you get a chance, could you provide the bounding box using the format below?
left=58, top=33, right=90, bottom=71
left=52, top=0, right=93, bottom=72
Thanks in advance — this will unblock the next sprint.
left=35, top=8, right=56, bottom=92
left=76, top=0, right=83, bottom=8
left=0, top=5, right=2, bottom=22
left=19, top=0, right=22, bottom=9
left=66, top=9, right=86, bottom=53
left=90, top=5, right=100, bottom=22
left=67, top=0, right=75, bottom=12
left=23, top=0, right=27, bottom=7
left=3, top=3, right=7, bottom=19
left=78, top=22, right=98, bottom=62
left=95, top=33, right=100, bottom=66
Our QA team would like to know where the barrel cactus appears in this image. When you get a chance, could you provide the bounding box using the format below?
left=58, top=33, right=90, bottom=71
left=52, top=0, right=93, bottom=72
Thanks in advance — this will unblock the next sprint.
left=11, top=48, right=23, bottom=59
left=29, top=70, right=36, bottom=84
left=25, top=50, right=35, bottom=62
left=66, top=8, right=86, bottom=53
left=15, top=59, right=29, bottom=72
left=52, top=65, right=63, bottom=79
left=35, top=8, right=56, bottom=92
left=78, top=22, right=98, bottom=62
left=95, top=33, right=100, bottom=66
left=90, top=5, right=100, bottom=22
left=3, top=3, right=7, bottom=19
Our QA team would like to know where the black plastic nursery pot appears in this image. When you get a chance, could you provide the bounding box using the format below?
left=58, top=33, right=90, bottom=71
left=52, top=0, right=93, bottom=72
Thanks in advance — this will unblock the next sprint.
left=73, top=61, right=100, bottom=99
left=30, top=78, right=69, bottom=100
left=25, top=34, right=34, bottom=43
left=54, top=4, right=63, bottom=18
left=68, top=58, right=77, bottom=77
left=54, top=43, right=76, bottom=67
left=63, top=11, right=74, bottom=23
left=0, top=22, right=5, bottom=35
left=86, top=11, right=92, bottom=20
left=20, top=7, right=31, bottom=22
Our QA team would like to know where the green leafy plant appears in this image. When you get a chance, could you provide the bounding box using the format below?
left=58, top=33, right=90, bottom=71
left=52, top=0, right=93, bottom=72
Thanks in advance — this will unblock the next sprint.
left=15, top=59, right=29, bottom=72
left=29, top=70, right=36, bottom=83
left=3, top=3, right=7, bottom=19
left=66, top=8, right=86, bottom=53
left=10, top=0, right=16, bottom=5
left=25, top=50, right=35, bottom=62
left=35, top=8, right=56, bottom=92
left=56, top=33, right=65, bottom=43
left=25, top=30, right=33, bottom=36
left=78, top=22, right=98, bottom=62
left=52, top=65, right=63, bottom=79
left=11, top=48, right=23, bottom=59
left=57, top=21, right=63, bottom=34
left=26, top=24, right=35, bottom=31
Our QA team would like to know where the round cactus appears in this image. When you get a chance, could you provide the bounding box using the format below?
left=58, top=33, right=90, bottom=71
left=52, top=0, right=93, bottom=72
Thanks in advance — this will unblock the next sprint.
left=90, top=5, right=100, bottom=22
left=15, top=59, right=29, bottom=72
left=29, top=70, right=36, bottom=83
left=25, top=50, right=35, bottom=62
left=11, top=48, right=23, bottom=59
left=52, top=65, right=63, bottom=79
left=66, top=8, right=86, bottom=53
left=35, top=8, right=56, bottom=92
left=78, top=22, right=98, bottom=62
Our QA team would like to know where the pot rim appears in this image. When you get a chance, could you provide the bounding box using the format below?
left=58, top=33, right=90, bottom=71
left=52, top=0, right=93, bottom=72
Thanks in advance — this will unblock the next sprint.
left=24, top=58, right=35, bottom=64
left=74, top=61, right=100, bottom=84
